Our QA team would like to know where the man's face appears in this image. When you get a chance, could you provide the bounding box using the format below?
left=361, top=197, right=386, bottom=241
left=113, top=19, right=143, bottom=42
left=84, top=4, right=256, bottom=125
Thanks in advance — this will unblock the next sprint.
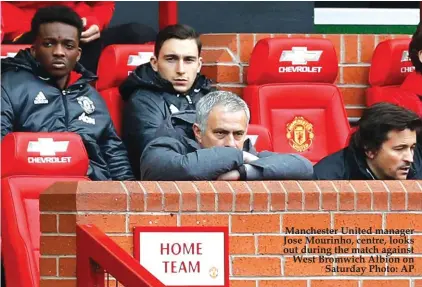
left=151, top=38, right=202, bottom=93
left=194, top=105, right=248, bottom=150
left=31, top=22, right=81, bottom=79
left=366, top=128, right=417, bottom=180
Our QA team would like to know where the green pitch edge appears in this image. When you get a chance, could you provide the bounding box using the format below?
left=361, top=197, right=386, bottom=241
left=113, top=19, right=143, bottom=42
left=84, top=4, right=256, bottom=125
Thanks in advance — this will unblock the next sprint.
left=315, top=25, right=417, bottom=34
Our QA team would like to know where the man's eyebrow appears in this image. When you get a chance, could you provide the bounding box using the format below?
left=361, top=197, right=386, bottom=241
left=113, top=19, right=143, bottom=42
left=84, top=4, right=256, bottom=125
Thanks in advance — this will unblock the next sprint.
left=163, top=54, right=197, bottom=59
left=393, top=144, right=413, bottom=148
left=41, top=37, right=76, bottom=41
left=163, top=53, right=179, bottom=57
left=213, top=128, right=228, bottom=132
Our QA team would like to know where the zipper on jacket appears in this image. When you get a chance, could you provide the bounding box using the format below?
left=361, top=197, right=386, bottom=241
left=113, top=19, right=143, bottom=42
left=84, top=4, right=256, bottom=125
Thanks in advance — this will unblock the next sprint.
left=365, top=168, right=376, bottom=180
left=186, top=95, right=193, bottom=105
left=61, top=89, right=69, bottom=129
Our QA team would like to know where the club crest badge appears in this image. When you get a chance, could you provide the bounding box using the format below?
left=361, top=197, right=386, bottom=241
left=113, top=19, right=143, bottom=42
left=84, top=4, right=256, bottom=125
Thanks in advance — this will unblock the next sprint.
left=77, top=96, right=95, bottom=114
left=286, top=116, right=314, bottom=152
left=209, top=267, right=218, bottom=279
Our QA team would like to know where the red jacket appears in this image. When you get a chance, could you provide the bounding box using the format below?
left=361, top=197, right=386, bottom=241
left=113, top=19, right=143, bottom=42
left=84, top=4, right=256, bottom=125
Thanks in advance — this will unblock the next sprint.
left=1, top=1, right=114, bottom=42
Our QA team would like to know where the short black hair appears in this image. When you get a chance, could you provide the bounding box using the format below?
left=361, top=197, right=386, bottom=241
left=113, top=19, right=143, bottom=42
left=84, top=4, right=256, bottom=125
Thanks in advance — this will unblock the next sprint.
left=154, top=24, right=201, bottom=57
left=409, top=22, right=422, bottom=73
left=30, top=5, right=83, bottom=43
left=351, top=102, right=422, bottom=154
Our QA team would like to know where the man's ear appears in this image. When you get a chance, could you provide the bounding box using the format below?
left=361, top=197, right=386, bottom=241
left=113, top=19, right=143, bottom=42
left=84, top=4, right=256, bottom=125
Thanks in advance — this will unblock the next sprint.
left=193, top=123, right=202, bottom=143
left=77, top=47, right=82, bottom=62
left=365, top=149, right=376, bottom=160
left=150, top=55, right=158, bottom=72
left=30, top=45, right=36, bottom=58
left=417, top=50, right=422, bottom=64
left=197, top=56, right=203, bottom=73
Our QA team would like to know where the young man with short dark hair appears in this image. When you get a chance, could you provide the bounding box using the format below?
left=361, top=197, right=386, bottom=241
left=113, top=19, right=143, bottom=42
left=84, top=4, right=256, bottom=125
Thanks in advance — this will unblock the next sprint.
left=120, top=23, right=214, bottom=178
left=2, top=1, right=157, bottom=73
left=314, top=103, right=422, bottom=180
left=1, top=5, right=134, bottom=181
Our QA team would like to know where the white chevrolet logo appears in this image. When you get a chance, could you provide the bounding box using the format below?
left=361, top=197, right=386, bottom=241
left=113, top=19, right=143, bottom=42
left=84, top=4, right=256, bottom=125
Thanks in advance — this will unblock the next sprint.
left=27, top=138, right=69, bottom=156
left=401, top=51, right=410, bottom=62
left=127, top=52, right=154, bottom=66
left=0, top=52, right=18, bottom=59
left=279, top=47, right=322, bottom=65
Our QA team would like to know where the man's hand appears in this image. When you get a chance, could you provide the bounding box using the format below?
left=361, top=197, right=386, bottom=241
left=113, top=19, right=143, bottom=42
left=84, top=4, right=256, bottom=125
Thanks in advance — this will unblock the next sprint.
left=217, top=170, right=240, bottom=181
left=81, top=18, right=100, bottom=43
left=243, top=151, right=259, bottom=164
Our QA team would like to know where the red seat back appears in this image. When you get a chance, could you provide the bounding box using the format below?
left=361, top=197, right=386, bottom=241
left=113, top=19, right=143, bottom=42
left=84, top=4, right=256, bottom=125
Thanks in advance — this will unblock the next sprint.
left=244, top=37, right=350, bottom=163
left=366, top=39, right=414, bottom=107
left=100, top=87, right=124, bottom=135
left=96, top=44, right=154, bottom=91
left=1, top=132, right=89, bottom=287
left=0, top=44, right=29, bottom=59
left=247, top=124, right=273, bottom=152
left=96, top=45, right=154, bottom=136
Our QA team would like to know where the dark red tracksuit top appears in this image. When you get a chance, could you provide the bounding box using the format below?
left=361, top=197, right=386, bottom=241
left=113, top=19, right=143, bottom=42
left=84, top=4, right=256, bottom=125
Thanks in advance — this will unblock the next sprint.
left=399, top=71, right=422, bottom=116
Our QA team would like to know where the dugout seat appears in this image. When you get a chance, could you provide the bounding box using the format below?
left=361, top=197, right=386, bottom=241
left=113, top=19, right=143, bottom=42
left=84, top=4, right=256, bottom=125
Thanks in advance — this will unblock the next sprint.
left=1, top=132, right=90, bottom=287
left=366, top=39, right=417, bottom=106
left=246, top=124, right=273, bottom=152
left=96, top=45, right=154, bottom=135
left=244, top=37, right=350, bottom=163
left=366, top=38, right=422, bottom=115
left=1, top=44, right=29, bottom=59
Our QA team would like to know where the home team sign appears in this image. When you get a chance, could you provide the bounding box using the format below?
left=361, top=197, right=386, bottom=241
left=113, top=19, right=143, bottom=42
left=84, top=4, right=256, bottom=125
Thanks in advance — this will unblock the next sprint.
left=134, top=227, right=229, bottom=287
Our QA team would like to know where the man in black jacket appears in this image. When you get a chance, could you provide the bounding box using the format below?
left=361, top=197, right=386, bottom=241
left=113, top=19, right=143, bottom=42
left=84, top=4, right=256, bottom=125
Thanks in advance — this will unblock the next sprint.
left=119, top=24, right=214, bottom=179
left=1, top=6, right=134, bottom=181
left=314, top=103, right=422, bottom=180
left=140, top=91, right=313, bottom=181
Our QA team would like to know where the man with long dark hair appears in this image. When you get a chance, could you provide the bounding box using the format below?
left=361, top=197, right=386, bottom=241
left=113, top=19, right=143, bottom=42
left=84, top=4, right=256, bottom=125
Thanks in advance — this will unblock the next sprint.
left=314, top=103, right=422, bottom=180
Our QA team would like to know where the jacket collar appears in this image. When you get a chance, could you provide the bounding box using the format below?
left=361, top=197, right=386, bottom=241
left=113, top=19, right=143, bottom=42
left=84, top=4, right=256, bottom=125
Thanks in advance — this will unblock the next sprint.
left=345, top=145, right=375, bottom=180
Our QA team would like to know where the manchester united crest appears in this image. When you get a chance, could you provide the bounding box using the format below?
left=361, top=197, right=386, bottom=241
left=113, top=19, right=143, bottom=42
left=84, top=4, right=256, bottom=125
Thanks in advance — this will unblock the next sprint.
left=77, top=96, right=95, bottom=114
left=286, top=116, right=314, bottom=152
left=209, top=267, right=218, bottom=279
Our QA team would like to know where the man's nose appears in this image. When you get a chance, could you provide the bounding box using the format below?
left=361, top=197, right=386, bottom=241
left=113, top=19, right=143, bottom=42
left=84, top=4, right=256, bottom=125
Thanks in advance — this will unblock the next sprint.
left=176, top=59, right=185, bottom=74
left=53, top=44, right=65, bottom=56
left=224, top=134, right=236, bottom=148
left=404, top=149, right=414, bottom=163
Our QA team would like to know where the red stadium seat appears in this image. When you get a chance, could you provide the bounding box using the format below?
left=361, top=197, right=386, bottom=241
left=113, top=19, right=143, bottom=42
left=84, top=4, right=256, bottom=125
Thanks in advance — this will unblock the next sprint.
left=366, top=39, right=422, bottom=116
left=96, top=44, right=155, bottom=91
left=1, top=44, right=29, bottom=59
left=366, top=39, right=414, bottom=106
left=247, top=124, right=273, bottom=152
left=366, top=39, right=422, bottom=115
left=1, top=132, right=89, bottom=287
left=244, top=37, right=350, bottom=163
left=96, top=44, right=154, bottom=135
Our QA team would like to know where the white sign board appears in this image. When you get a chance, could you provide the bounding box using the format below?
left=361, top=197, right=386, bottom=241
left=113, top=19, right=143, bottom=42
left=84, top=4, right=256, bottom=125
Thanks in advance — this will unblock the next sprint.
left=134, top=227, right=229, bottom=287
